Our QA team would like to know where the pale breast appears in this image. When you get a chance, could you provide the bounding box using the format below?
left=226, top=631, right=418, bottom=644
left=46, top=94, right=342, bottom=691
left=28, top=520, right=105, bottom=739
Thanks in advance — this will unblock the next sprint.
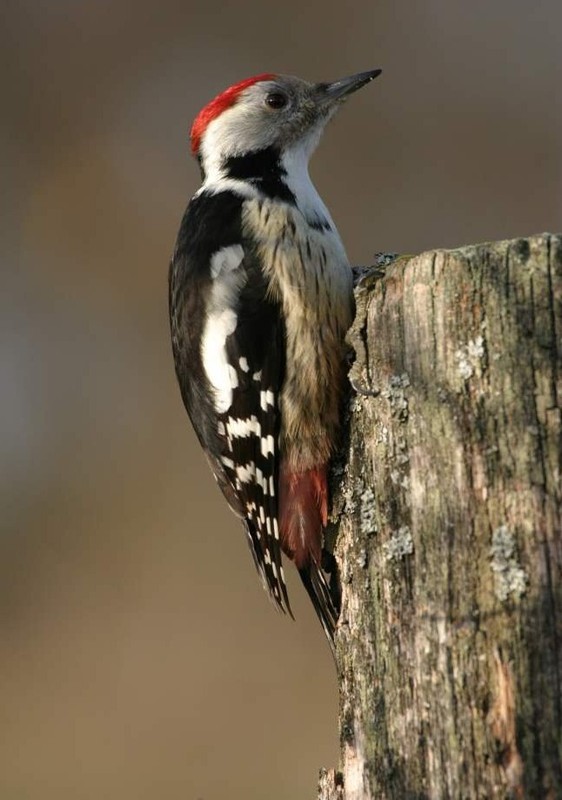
left=242, top=197, right=354, bottom=469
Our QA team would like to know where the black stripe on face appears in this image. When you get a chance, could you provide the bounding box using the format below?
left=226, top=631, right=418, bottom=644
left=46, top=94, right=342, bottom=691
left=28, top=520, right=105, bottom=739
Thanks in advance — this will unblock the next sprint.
left=223, top=147, right=296, bottom=204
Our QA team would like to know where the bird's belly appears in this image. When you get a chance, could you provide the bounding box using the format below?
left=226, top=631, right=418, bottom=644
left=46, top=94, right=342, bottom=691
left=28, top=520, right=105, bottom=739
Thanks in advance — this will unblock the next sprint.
left=242, top=198, right=353, bottom=469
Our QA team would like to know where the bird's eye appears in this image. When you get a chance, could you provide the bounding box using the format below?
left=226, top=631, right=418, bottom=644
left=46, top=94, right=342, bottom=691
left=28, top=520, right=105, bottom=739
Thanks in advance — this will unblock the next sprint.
left=265, top=92, right=288, bottom=110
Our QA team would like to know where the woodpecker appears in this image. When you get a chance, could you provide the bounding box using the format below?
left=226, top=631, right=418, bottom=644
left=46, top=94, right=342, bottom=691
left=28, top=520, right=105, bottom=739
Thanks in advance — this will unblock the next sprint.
left=169, top=69, right=381, bottom=646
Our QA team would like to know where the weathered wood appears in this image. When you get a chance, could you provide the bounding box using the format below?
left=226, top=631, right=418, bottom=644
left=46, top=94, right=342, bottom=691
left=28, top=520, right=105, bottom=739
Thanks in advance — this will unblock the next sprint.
left=322, top=235, right=562, bottom=799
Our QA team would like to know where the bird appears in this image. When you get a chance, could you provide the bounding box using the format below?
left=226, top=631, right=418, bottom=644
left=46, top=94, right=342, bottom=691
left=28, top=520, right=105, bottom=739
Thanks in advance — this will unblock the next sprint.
left=169, top=69, right=381, bottom=648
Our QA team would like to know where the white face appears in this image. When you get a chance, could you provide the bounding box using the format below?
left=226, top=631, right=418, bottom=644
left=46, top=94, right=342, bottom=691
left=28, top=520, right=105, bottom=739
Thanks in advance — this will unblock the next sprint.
left=198, top=76, right=337, bottom=179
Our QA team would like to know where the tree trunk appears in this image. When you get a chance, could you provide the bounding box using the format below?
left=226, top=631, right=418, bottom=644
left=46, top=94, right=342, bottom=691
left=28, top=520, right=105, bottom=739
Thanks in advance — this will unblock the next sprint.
left=321, top=234, right=562, bottom=799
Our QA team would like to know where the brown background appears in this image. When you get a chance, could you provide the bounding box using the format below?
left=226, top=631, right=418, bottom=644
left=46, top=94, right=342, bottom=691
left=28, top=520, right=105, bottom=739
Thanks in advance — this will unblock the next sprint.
left=1, top=1, right=561, bottom=798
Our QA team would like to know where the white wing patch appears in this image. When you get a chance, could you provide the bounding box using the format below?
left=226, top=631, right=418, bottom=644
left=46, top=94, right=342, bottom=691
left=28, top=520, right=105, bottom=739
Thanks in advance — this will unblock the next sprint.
left=209, top=244, right=245, bottom=279
left=201, top=245, right=246, bottom=413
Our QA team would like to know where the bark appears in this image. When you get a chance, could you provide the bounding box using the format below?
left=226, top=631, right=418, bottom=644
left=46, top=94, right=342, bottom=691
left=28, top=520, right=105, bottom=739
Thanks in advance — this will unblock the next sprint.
left=320, top=234, right=562, bottom=799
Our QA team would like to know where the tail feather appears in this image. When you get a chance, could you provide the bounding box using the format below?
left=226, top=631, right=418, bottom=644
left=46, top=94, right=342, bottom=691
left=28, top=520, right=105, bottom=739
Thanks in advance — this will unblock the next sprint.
left=299, top=562, right=339, bottom=652
left=279, top=464, right=328, bottom=569
left=279, top=462, right=340, bottom=648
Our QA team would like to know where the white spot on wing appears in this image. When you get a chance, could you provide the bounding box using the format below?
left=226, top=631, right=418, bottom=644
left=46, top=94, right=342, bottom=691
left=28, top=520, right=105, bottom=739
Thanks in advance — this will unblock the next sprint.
left=236, top=462, right=255, bottom=483
left=239, top=357, right=249, bottom=372
left=260, top=435, right=275, bottom=457
left=226, top=416, right=260, bottom=438
left=260, top=390, right=275, bottom=411
left=256, top=467, right=267, bottom=496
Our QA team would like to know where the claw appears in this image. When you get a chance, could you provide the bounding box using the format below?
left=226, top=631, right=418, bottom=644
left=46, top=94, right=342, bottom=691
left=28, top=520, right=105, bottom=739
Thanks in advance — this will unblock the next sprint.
left=350, top=375, right=379, bottom=397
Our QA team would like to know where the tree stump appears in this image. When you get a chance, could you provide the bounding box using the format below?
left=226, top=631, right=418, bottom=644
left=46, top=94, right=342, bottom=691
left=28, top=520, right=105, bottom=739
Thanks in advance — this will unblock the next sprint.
left=322, top=234, right=562, bottom=799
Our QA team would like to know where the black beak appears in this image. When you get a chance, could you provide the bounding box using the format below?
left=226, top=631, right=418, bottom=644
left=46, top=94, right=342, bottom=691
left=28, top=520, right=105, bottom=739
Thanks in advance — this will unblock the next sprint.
left=317, top=69, right=382, bottom=103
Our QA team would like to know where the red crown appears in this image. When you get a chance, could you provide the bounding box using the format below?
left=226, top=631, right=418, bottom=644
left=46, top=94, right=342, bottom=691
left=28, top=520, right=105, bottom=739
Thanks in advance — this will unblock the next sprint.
left=190, top=73, right=276, bottom=155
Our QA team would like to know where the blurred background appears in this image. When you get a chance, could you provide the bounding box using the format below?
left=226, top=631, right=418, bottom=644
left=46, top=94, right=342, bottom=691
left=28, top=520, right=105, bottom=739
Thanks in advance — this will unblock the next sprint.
left=1, top=1, right=561, bottom=798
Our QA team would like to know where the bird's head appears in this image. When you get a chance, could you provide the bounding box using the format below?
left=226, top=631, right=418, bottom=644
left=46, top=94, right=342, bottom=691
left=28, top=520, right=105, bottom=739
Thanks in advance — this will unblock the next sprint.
left=190, top=70, right=381, bottom=182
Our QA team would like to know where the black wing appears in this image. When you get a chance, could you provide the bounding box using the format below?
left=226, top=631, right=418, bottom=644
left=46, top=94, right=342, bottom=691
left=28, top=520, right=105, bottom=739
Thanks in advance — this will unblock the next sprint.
left=217, top=253, right=292, bottom=614
left=169, top=190, right=291, bottom=613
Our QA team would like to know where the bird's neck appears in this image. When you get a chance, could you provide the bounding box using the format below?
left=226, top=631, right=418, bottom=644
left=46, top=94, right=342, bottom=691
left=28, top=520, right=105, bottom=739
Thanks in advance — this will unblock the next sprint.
left=279, top=146, right=334, bottom=231
left=200, top=144, right=333, bottom=231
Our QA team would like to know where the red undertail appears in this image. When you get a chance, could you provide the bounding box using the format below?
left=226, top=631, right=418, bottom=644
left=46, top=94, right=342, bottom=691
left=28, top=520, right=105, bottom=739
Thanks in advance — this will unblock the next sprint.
left=279, top=463, right=328, bottom=569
